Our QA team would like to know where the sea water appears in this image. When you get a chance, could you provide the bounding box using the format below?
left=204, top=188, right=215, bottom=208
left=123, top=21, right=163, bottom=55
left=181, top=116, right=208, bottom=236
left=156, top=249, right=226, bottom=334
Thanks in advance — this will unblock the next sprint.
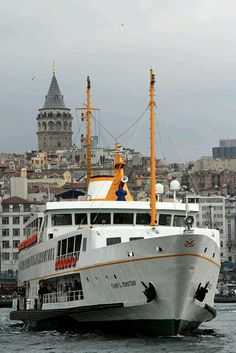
left=0, top=304, right=235, bottom=353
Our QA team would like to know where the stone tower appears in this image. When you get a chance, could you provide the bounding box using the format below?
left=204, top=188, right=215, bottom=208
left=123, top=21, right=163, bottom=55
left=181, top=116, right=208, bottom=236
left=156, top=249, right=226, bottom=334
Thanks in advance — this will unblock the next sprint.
left=37, top=70, right=73, bottom=152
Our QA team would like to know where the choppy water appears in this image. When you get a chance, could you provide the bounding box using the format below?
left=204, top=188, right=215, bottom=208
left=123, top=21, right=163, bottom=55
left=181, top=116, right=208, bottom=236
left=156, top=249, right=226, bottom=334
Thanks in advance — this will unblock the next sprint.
left=0, top=304, right=236, bottom=353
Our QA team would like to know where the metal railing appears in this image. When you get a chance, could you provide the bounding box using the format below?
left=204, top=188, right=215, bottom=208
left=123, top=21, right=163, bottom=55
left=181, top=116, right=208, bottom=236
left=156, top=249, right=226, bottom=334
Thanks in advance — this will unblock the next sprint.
left=43, top=290, right=84, bottom=304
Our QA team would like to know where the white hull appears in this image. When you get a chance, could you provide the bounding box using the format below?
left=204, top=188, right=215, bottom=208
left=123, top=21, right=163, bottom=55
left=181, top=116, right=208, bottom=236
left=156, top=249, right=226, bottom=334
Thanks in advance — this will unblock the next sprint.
left=12, top=231, right=220, bottom=335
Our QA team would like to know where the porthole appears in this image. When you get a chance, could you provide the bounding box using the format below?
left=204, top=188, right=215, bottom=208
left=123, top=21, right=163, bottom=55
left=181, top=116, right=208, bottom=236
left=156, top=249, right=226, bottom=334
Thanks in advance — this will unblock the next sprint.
left=204, top=247, right=207, bottom=253
left=86, top=277, right=89, bottom=282
left=114, top=274, right=117, bottom=279
left=156, top=246, right=163, bottom=252
left=212, top=253, right=215, bottom=258
left=106, top=275, right=109, bottom=281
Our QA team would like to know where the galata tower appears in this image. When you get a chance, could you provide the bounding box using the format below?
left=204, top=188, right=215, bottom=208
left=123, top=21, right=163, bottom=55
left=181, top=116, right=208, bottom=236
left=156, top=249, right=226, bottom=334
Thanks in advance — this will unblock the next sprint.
left=36, top=68, right=73, bottom=152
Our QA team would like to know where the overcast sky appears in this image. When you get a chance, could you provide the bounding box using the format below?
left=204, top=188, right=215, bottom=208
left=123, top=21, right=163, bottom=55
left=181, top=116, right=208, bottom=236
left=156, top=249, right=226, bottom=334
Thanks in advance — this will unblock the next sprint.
left=1, top=0, right=236, bottom=163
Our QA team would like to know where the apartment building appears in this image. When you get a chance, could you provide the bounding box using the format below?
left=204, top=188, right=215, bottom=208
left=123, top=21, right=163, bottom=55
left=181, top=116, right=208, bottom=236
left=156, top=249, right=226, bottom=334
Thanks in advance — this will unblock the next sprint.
left=0, top=196, right=42, bottom=271
left=187, top=195, right=236, bottom=262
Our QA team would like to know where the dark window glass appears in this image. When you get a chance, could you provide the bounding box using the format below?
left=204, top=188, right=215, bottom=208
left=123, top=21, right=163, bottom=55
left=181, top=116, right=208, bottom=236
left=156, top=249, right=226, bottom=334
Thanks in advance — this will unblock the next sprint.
left=91, top=213, right=111, bottom=225
left=173, top=216, right=186, bottom=227
left=2, top=253, right=9, bottom=260
left=2, top=229, right=9, bottom=236
left=75, top=235, right=82, bottom=252
left=13, top=204, right=20, bottom=212
left=38, top=217, right=43, bottom=229
left=13, top=217, right=20, bottom=224
left=43, top=216, right=48, bottom=230
left=13, top=228, right=20, bottom=236
left=23, top=216, right=30, bottom=224
left=61, top=239, right=67, bottom=255
left=129, top=237, right=144, bottom=241
left=51, top=214, right=72, bottom=226
left=75, top=213, right=87, bottom=225
left=68, top=236, right=74, bottom=254
left=57, top=241, right=61, bottom=256
left=2, top=217, right=9, bottom=225
left=24, top=204, right=30, bottom=212
left=13, top=240, right=20, bottom=248
left=159, top=214, right=171, bottom=226
left=2, top=205, right=9, bottom=212
left=114, top=213, right=133, bottom=224
left=136, top=213, right=151, bottom=225
left=107, top=237, right=121, bottom=246
left=82, top=238, right=87, bottom=251
left=2, top=241, right=9, bottom=248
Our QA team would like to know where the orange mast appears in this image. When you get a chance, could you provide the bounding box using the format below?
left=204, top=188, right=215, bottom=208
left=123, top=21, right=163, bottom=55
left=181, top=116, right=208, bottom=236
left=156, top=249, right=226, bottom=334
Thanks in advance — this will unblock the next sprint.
left=150, top=69, right=157, bottom=226
left=86, top=76, right=91, bottom=184
left=77, top=77, right=99, bottom=186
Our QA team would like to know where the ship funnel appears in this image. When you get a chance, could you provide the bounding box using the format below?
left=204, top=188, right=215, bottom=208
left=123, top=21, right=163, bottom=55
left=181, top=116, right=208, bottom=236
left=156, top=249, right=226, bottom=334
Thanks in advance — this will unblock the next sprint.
left=122, top=175, right=129, bottom=183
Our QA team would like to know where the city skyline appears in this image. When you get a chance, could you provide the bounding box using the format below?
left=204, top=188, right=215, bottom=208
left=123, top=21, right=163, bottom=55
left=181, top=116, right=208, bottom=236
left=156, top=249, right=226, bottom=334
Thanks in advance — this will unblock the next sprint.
left=1, top=1, right=236, bottom=162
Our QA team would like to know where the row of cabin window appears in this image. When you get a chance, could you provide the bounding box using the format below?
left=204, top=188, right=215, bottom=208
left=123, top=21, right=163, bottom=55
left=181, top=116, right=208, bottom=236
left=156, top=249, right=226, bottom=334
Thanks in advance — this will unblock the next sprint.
left=57, top=234, right=84, bottom=257
left=49, top=213, right=186, bottom=227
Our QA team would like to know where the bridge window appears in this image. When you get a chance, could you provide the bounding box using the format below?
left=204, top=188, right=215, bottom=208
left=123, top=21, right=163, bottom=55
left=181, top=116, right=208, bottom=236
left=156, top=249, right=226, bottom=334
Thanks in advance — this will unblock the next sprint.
left=113, top=213, right=133, bottom=224
left=91, top=213, right=111, bottom=225
left=159, top=214, right=171, bottom=226
left=57, top=234, right=82, bottom=257
left=136, top=213, right=151, bottom=225
left=82, top=237, right=87, bottom=251
left=51, top=214, right=72, bottom=226
left=68, top=236, right=74, bottom=254
left=57, top=241, right=61, bottom=256
left=75, top=235, right=82, bottom=252
left=61, top=239, right=67, bottom=255
left=129, top=237, right=144, bottom=241
left=75, top=213, right=88, bottom=225
left=173, top=215, right=186, bottom=227
left=107, top=237, right=121, bottom=246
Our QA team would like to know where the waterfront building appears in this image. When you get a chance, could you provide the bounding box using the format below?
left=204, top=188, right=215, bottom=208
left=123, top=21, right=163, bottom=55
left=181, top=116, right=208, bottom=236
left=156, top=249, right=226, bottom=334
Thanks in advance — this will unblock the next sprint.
left=0, top=197, right=42, bottom=272
left=187, top=195, right=236, bottom=262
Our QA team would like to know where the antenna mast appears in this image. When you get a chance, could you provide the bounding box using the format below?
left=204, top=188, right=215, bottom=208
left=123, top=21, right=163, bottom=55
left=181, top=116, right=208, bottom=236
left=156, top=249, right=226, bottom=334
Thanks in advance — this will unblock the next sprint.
left=150, top=69, right=157, bottom=226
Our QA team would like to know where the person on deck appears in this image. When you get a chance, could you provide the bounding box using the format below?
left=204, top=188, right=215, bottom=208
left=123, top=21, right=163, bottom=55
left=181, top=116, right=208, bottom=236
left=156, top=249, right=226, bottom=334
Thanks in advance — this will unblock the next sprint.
left=38, top=282, right=49, bottom=306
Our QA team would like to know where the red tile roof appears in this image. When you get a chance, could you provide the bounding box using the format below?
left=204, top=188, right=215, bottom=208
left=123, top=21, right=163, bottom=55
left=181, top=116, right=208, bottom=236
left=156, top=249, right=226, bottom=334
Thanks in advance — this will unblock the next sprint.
left=2, top=196, right=31, bottom=204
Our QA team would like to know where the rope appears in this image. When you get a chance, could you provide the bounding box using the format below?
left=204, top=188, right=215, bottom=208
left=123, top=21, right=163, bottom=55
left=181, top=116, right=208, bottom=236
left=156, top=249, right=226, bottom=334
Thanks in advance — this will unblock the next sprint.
left=116, top=105, right=149, bottom=140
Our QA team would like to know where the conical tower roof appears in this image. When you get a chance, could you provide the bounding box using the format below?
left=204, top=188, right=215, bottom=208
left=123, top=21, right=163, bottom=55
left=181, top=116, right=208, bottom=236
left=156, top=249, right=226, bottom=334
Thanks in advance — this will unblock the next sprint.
left=43, top=73, right=67, bottom=109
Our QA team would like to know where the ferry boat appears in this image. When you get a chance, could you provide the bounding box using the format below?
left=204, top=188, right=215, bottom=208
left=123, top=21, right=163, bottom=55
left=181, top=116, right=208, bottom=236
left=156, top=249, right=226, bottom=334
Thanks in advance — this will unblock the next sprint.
left=10, top=70, right=220, bottom=335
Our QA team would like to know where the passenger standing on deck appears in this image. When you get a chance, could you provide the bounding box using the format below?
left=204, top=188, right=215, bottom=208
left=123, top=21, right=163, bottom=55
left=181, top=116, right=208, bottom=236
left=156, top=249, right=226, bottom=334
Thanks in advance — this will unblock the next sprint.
left=38, top=282, right=49, bottom=306
left=63, top=282, right=69, bottom=293
left=63, top=282, right=69, bottom=301
left=68, top=282, right=74, bottom=301
left=73, top=279, right=81, bottom=300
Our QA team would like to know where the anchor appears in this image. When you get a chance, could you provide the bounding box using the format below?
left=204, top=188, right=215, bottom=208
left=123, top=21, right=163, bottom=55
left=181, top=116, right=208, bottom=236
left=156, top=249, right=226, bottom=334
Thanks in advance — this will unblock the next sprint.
left=141, top=281, right=156, bottom=303
left=194, top=281, right=210, bottom=302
